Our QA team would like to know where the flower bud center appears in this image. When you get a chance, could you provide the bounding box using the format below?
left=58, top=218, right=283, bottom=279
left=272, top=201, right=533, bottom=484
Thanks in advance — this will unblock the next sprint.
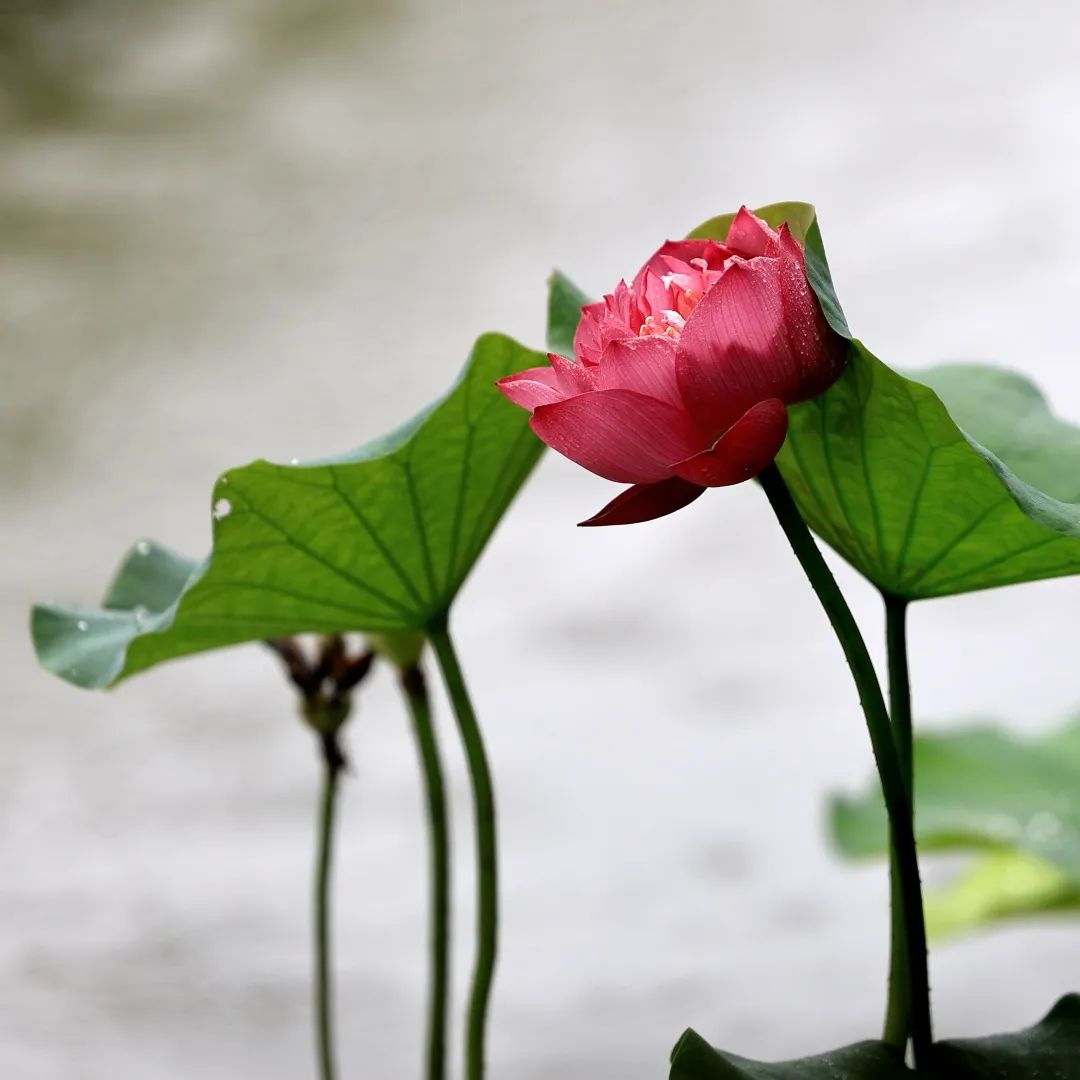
left=640, top=256, right=724, bottom=339
left=639, top=313, right=684, bottom=339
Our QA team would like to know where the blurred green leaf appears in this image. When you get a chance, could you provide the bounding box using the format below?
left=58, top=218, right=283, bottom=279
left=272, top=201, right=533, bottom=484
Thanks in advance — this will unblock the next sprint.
left=33, top=333, right=546, bottom=689
left=547, top=271, right=588, bottom=358
left=671, top=995, right=1080, bottom=1078
left=833, top=717, right=1080, bottom=874
left=924, top=849, right=1080, bottom=940
left=915, top=364, right=1080, bottom=505
left=832, top=716, right=1080, bottom=936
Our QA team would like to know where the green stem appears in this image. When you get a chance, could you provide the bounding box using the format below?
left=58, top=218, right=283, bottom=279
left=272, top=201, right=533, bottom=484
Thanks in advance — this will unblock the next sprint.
left=428, top=621, right=497, bottom=1080
left=883, top=594, right=914, bottom=1048
left=758, top=464, right=932, bottom=1066
left=884, top=595, right=914, bottom=791
left=401, top=663, right=452, bottom=1080
left=314, top=733, right=343, bottom=1080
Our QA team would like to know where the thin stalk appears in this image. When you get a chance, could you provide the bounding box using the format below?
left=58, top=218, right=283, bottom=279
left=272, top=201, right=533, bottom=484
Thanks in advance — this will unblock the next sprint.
left=758, top=464, right=932, bottom=1066
left=884, top=595, right=914, bottom=790
left=314, top=733, right=344, bottom=1080
left=883, top=593, right=914, bottom=1047
left=428, top=621, right=497, bottom=1080
left=401, top=663, right=452, bottom=1080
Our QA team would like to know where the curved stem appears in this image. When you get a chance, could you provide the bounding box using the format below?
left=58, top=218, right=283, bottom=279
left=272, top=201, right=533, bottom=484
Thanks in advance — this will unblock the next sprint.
left=401, top=663, right=452, bottom=1080
left=314, top=733, right=344, bottom=1080
left=883, top=593, right=914, bottom=1047
left=428, top=621, right=497, bottom=1080
left=758, top=464, right=932, bottom=1066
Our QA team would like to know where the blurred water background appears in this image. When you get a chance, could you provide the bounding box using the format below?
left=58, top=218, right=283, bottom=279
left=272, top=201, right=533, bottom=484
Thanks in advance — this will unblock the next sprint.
left=4, top=2, right=1080, bottom=1076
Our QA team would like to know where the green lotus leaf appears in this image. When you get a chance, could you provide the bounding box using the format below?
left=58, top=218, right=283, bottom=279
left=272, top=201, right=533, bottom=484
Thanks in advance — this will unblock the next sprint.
left=833, top=717, right=1080, bottom=937
left=547, top=270, right=588, bottom=360
left=931, top=994, right=1080, bottom=1077
left=924, top=849, right=1080, bottom=940
left=832, top=717, right=1080, bottom=878
left=32, top=332, right=546, bottom=689
left=670, top=995, right=1080, bottom=1078
left=669, top=1031, right=908, bottom=1079
left=777, top=351, right=1080, bottom=599
left=833, top=716, right=1080, bottom=937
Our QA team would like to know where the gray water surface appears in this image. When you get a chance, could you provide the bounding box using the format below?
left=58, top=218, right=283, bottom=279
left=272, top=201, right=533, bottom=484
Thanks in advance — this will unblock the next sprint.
left=4, top=3, right=1080, bottom=1076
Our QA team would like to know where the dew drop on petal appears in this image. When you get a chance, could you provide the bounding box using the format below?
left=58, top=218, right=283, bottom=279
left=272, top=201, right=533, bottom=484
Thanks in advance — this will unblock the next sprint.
left=213, top=498, right=232, bottom=520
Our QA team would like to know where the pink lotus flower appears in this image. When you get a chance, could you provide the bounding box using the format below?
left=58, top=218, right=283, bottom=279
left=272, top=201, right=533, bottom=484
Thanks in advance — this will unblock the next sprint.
left=498, top=208, right=846, bottom=525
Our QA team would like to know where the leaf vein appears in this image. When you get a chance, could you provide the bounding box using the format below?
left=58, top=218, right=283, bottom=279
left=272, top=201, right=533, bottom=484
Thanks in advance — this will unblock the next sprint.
left=901, top=492, right=1013, bottom=592
left=327, top=466, right=426, bottom=610
left=893, top=449, right=936, bottom=582
left=458, top=425, right=538, bottom=581
left=444, top=372, right=477, bottom=598
left=221, top=494, right=413, bottom=617
left=819, top=389, right=877, bottom=573
left=189, top=579, right=391, bottom=623
left=398, top=455, right=439, bottom=604
left=922, top=534, right=1067, bottom=595
left=858, top=359, right=888, bottom=572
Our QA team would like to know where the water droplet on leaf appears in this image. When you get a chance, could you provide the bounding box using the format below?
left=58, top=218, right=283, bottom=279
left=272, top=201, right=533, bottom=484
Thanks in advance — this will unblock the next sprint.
left=136, top=540, right=151, bottom=556
left=76, top=619, right=88, bottom=631
left=213, top=498, right=232, bottom=520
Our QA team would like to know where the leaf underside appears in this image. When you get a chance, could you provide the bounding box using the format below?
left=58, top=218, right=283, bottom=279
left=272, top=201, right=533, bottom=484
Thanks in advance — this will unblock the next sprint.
left=33, top=332, right=546, bottom=689
left=778, top=349, right=1080, bottom=599
left=671, top=994, right=1080, bottom=1078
